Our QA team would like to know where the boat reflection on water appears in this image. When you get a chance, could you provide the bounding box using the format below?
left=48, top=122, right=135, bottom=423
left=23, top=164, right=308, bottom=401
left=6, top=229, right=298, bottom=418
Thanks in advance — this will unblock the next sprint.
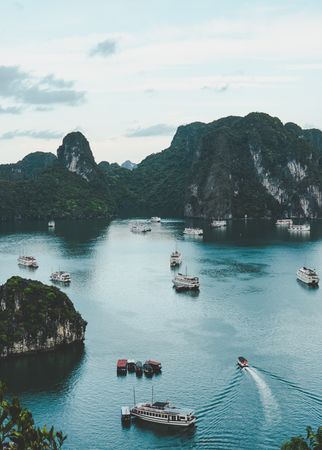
left=0, top=343, right=86, bottom=394
left=133, top=416, right=197, bottom=440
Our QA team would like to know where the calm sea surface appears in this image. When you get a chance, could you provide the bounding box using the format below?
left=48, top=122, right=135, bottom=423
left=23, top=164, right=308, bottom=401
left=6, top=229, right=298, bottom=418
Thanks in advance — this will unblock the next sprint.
left=1, top=219, right=322, bottom=450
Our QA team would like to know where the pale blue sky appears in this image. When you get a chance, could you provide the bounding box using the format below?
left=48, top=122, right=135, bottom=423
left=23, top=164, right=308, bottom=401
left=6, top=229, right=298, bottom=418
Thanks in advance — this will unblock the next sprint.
left=1, top=0, right=322, bottom=164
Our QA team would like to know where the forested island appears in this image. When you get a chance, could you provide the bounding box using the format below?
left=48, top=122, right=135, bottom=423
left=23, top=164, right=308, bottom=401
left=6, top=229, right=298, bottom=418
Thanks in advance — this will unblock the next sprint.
left=0, top=276, right=86, bottom=358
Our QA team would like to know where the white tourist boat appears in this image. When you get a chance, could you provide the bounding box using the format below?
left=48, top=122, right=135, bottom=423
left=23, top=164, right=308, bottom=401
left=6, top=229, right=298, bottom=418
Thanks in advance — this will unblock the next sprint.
left=17, top=256, right=38, bottom=268
left=296, top=267, right=319, bottom=286
left=131, top=401, right=196, bottom=427
left=276, top=219, right=293, bottom=226
left=170, top=250, right=182, bottom=267
left=288, top=224, right=310, bottom=233
left=150, top=216, right=161, bottom=223
left=50, top=271, right=71, bottom=283
left=183, top=227, right=203, bottom=236
left=131, top=223, right=152, bottom=233
left=48, top=220, right=55, bottom=229
left=211, top=220, right=227, bottom=228
left=173, top=272, right=200, bottom=291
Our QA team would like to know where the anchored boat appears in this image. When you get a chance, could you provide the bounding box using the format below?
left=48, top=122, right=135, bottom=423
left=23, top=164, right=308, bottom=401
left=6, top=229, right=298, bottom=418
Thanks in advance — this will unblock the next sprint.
left=131, top=223, right=152, bottom=233
left=173, top=272, right=200, bottom=291
left=17, top=256, right=39, bottom=269
left=150, top=216, right=161, bottom=223
left=237, top=356, right=249, bottom=368
left=183, top=227, right=203, bottom=236
left=288, top=224, right=310, bottom=233
left=127, top=359, right=136, bottom=373
left=297, top=267, right=319, bottom=286
left=276, top=219, right=293, bottom=226
left=143, top=362, right=154, bottom=377
left=50, top=271, right=71, bottom=284
left=117, top=359, right=128, bottom=375
left=170, top=250, right=182, bottom=268
left=135, top=361, right=143, bottom=376
left=131, top=401, right=196, bottom=427
left=211, top=220, right=227, bottom=228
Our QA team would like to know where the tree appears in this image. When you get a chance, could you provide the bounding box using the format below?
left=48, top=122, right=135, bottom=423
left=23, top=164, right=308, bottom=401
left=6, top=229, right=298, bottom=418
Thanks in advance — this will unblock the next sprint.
left=281, top=426, right=322, bottom=450
left=0, top=382, right=66, bottom=449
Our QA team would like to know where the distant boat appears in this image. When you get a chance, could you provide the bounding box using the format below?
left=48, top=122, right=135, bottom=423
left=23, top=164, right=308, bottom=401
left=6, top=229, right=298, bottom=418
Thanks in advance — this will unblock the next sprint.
left=183, top=227, right=203, bottom=236
left=143, top=362, right=154, bottom=377
left=117, top=359, right=128, bottom=375
left=135, top=361, right=143, bottom=376
left=170, top=249, right=182, bottom=267
left=48, top=220, right=55, bottom=229
left=145, top=360, right=162, bottom=373
left=131, top=223, right=152, bottom=233
left=237, top=356, right=249, bottom=368
left=17, top=256, right=38, bottom=269
left=50, top=271, right=71, bottom=284
left=288, top=224, right=310, bottom=233
left=150, top=217, right=161, bottom=223
left=173, top=271, right=200, bottom=291
left=297, top=267, right=319, bottom=286
left=121, top=406, right=131, bottom=423
left=211, top=220, right=227, bottom=228
left=131, top=400, right=196, bottom=427
left=127, top=359, right=136, bottom=373
left=276, top=219, right=293, bottom=226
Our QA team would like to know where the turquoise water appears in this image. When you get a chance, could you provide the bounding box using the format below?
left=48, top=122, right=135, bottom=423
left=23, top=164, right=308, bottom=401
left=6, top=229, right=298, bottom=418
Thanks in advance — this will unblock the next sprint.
left=1, top=219, right=322, bottom=450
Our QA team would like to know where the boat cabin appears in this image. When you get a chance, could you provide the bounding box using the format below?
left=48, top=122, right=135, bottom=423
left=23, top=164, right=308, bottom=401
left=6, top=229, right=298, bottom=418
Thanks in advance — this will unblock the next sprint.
left=146, top=360, right=162, bottom=372
left=117, top=359, right=128, bottom=375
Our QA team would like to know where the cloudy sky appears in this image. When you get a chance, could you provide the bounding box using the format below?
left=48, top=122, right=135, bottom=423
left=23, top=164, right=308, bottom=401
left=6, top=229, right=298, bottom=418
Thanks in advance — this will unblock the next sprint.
left=1, top=0, right=322, bottom=165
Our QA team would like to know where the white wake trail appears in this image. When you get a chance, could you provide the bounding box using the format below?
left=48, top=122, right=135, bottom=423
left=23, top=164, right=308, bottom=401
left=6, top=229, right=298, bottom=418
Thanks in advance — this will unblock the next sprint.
left=246, top=367, right=280, bottom=425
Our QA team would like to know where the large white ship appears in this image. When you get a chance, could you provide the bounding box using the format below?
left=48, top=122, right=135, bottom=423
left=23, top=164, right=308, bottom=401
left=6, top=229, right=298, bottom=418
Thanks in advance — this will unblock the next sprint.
left=170, top=250, right=182, bottom=267
left=296, top=267, right=319, bottom=286
left=17, top=256, right=39, bottom=268
left=131, top=401, right=196, bottom=427
left=276, top=219, right=293, bottom=226
left=183, top=227, right=203, bottom=236
left=50, top=271, right=71, bottom=284
left=173, top=272, right=200, bottom=291
left=288, top=224, right=310, bottom=233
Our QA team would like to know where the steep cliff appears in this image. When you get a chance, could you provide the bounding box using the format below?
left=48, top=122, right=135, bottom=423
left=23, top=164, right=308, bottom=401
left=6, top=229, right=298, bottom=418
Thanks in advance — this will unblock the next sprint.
left=0, top=277, right=87, bottom=357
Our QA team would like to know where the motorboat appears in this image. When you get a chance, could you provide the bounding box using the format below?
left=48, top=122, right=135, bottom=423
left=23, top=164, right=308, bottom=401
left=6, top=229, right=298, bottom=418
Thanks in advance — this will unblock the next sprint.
left=131, top=401, right=196, bottom=427
left=143, top=363, right=154, bottom=377
left=276, top=219, right=293, bottom=226
left=50, top=271, right=71, bottom=284
left=145, top=360, right=162, bottom=373
left=117, top=359, right=128, bottom=375
left=135, top=361, right=143, bottom=376
left=17, top=256, right=38, bottom=269
left=131, top=223, right=152, bottom=233
left=127, top=359, right=136, bottom=373
left=297, top=267, right=319, bottom=286
left=121, top=406, right=131, bottom=423
left=170, top=250, right=182, bottom=267
left=173, top=272, right=200, bottom=291
left=150, top=217, right=161, bottom=223
left=288, top=224, right=310, bottom=233
left=237, top=356, right=249, bottom=368
left=183, top=227, right=203, bottom=236
left=211, top=220, right=227, bottom=228
left=48, top=220, right=55, bottom=229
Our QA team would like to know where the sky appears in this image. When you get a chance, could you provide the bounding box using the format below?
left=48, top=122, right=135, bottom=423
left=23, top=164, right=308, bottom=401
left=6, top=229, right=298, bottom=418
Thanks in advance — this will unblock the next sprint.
left=1, top=0, right=322, bottom=165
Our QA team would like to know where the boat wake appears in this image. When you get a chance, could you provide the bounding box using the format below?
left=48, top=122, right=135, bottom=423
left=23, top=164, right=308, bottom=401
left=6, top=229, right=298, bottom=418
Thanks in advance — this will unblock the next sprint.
left=245, top=367, right=280, bottom=426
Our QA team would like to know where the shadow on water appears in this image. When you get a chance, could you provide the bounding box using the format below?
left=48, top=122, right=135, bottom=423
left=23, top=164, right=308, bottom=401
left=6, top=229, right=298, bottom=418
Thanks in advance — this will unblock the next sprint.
left=132, top=418, right=196, bottom=444
left=0, top=343, right=86, bottom=395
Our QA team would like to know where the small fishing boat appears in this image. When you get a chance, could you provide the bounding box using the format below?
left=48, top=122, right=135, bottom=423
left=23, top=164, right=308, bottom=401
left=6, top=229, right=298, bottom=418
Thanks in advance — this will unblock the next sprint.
left=170, top=250, right=182, bottom=267
left=131, top=401, right=196, bottom=427
left=150, top=217, right=161, bottom=223
left=146, top=360, right=162, bottom=373
left=127, top=359, right=136, bottom=373
left=135, top=361, right=143, bottom=376
left=237, top=356, right=249, bottom=368
left=143, top=362, right=154, bottom=377
left=288, top=224, right=310, bottom=233
left=183, top=227, right=203, bottom=236
left=296, top=267, right=319, bottom=286
left=276, top=219, right=293, bottom=226
left=211, top=220, right=227, bottom=228
left=48, top=220, right=55, bottom=229
left=173, top=272, right=200, bottom=291
left=50, top=271, right=71, bottom=284
left=17, top=256, right=38, bottom=269
left=121, top=406, right=131, bottom=423
left=117, top=359, right=128, bottom=375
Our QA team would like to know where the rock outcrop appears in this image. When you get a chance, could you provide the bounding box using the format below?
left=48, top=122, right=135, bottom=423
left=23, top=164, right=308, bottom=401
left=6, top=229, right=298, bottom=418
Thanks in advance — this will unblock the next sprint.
left=121, top=160, right=137, bottom=171
left=0, top=277, right=87, bottom=357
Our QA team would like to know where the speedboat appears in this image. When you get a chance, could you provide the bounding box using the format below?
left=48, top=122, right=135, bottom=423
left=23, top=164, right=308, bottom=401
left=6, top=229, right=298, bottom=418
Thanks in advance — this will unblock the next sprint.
left=131, top=401, right=196, bottom=427
left=173, top=273, right=200, bottom=291
left=297, top=267, right=319, bottom=286
left=183, top=227, right=203, bottom=236
left=17, top=256, right=38, bottom=268
left=237, top=356, right=249, bottom=368
left=170, top=250, right=182, bottom=267
left=150, top=217, right=161, bottom=223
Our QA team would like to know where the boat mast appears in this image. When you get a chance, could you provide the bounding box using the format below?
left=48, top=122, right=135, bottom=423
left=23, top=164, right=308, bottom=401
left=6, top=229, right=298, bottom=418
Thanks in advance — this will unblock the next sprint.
left=152, top=385, right=154, bottom=404
left=133, top=387, right=136, bottom=407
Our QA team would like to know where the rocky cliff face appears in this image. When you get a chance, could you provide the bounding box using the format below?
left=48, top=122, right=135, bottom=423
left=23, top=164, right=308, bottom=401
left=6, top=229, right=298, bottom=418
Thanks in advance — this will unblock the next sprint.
left=0, top=277, right=87, bottom=358
left=57, top=131, right=98, bottom=182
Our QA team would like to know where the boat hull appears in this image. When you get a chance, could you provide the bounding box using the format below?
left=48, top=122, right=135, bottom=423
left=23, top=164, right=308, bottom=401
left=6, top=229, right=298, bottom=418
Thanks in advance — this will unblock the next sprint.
left=131, top=412, right=196, bottom=427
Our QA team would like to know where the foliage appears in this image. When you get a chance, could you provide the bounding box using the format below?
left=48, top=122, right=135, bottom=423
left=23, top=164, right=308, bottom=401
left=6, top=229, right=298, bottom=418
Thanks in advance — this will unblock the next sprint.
left=281, top=426, right=322, bottom=449
left=0, top=381, right=66, bottom=449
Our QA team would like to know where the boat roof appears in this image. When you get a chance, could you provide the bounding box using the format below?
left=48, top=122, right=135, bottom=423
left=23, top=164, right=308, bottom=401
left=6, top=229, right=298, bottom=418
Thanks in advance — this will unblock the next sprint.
left=127, top=359, right=136, bottom=364
left=146, top=360, right=161, bottom=366
left=117, top=359, right=127, bottom=367
left=121, top=406, right=130, bottom=415
left=136, top=402, right=194, bottom=415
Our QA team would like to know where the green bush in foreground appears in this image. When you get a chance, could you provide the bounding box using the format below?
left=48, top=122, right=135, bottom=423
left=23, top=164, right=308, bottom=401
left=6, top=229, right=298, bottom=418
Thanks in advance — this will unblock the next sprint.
left=281, top=426, right=322, bottom=449
left=0, top=382, right=66, bottom=449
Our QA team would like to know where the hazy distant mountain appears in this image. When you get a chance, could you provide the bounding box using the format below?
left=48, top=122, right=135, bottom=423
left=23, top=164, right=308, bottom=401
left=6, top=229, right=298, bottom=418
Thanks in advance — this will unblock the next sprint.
left=1, top=112, right=322, bottom=221
left=121, top=160, right=137, bottom=171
